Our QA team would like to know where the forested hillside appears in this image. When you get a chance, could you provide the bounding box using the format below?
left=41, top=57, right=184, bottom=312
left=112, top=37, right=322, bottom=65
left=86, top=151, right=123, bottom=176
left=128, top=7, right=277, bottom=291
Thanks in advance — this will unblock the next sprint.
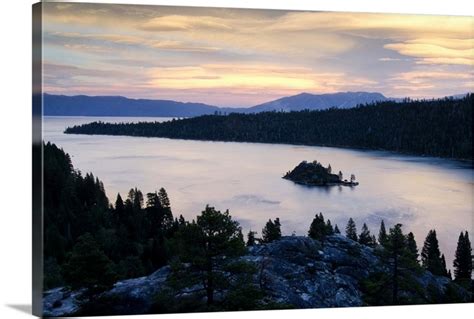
left=43, top=142, right=177, bottom=289
left=65, top=95, right=473, bottom=159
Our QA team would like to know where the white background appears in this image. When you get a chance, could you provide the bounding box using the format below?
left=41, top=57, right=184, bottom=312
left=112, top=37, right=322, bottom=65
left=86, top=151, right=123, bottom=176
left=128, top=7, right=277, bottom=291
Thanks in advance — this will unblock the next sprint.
left=0, top=1, right=472, bottom=318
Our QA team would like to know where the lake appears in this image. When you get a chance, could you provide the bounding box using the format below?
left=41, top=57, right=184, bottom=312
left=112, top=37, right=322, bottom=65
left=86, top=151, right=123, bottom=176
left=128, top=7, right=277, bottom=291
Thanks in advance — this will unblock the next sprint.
left=43, top=116, right=473, bottom=270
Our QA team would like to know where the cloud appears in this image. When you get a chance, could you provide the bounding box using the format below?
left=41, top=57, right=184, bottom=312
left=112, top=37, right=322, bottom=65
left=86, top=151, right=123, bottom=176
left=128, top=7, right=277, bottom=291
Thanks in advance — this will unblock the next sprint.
left=267, top=12, right=472, bottom=38
left=386, top=68, right=474, bottom=97
left=385, top=38, right=474, bottom=66
left=147, top=63, right=378, bottom=94
left=379, top=57, right=403, bottom=62
left=45, top=31, right=221, bottom=54
left=41, top=3, right=474, bottom=106
left=140, top=15, right=232, bottom=31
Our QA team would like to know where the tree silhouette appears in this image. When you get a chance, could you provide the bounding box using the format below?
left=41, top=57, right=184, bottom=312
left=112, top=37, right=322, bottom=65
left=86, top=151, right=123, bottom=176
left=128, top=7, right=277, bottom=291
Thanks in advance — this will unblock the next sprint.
left=345, top=218, right=358, bottom=241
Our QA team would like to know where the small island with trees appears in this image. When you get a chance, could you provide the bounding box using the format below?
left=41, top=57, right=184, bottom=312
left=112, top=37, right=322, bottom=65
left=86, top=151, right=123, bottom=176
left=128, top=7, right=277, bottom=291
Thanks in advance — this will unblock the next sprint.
left=283, top=160, right=358, bottom=187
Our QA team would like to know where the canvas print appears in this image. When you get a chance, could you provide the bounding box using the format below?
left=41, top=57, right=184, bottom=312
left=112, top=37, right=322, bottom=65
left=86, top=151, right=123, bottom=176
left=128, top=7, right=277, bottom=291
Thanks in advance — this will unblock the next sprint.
left=32, top=1, right=473, bottom=317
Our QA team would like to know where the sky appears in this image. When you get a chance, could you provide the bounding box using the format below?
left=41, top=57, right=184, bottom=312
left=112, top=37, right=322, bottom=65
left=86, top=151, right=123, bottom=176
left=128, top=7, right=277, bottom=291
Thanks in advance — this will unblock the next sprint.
left=41, top=3, right=474, bottom=107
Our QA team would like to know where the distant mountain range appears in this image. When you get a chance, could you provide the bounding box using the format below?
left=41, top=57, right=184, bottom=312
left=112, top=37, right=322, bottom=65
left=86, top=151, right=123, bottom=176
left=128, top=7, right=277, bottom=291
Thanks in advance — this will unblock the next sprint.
left=43, top=91, right=462, bottom=117
left=43, top=94, right=219, bottom=117
left=246, top=92, right=391, bottom=113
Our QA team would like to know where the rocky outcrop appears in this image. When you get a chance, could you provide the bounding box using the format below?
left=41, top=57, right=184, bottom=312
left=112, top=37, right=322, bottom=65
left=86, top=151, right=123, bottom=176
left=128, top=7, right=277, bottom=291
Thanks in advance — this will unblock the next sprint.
left=43, top=235, right=469, bottom=316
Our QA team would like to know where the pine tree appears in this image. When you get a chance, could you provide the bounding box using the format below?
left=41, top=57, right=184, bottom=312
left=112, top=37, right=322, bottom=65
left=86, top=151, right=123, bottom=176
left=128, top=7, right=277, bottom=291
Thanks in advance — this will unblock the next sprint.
left=158, top=188, right=170, bottom=208
left=359, top=223, right=372, bottom=246
left=441, top=254, right=449, bottom=277
left=308, top=213, right=327, bottom=240
left=345, top=218, right=358, bottom=241
left=326, top=219, right=334, bottom=235
left=115, top=193, right=124, bottom=211
left=262, top=218, right=282, bottom=243
left=334, top=224, right=341, bottom=234
left=371, top=235, right=377, bottom=247
left=406, top=232, right=419, bottom=265
left=453, top=231, right=472, bottom=281
left=173, top=206, right=246, bottom=306
left=421, top=230, right=445, bottom=276
left=62, top=233, right=117, bottom=293
left=386, top=224, right=406, bottom=304
left=247, top=230, right=257, bottom=246
left=378, top=220, right=388, bottom=246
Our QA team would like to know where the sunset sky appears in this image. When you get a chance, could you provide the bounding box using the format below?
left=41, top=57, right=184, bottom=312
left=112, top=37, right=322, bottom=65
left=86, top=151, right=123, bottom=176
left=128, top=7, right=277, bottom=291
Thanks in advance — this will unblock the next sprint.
left=42, top=2, right=473, bottom=107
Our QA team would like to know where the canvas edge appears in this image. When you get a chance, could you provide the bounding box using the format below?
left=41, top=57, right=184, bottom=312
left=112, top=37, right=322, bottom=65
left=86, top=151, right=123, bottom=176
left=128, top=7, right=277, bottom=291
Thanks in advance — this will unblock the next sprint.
left=32, top=2, right=44, bottom=317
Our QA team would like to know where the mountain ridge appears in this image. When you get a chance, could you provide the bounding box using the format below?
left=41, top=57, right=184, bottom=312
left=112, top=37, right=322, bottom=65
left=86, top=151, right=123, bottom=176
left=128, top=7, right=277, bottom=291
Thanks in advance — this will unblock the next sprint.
left=43, top=91, right=465, bottom=117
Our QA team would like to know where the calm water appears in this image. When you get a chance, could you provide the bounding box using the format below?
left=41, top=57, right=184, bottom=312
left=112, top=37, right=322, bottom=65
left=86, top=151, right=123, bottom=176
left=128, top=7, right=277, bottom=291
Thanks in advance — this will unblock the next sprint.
left=44, top=116, right=473, bottom=269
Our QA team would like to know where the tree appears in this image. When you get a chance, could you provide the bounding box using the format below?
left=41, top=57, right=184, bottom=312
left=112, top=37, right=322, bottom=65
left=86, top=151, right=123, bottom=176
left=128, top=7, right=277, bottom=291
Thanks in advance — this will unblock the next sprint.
left=345, top=218, right=358, bottom=241
left=386, top=224, right=406, bottom=304
left=158, top=187, right=171, bottom=208
left=362, top=224, right=423, bottom=306
left=262, top=218, right=282, bottom=243
left=172, top=206, right=247, bottom=306
left=326, top=219, right=334, bottom=235
left=327, top=164, right=332, bottom=174
left=350, top=174, right=356, bottom=182
left=334, top=224, right=341, bottom=234
left=453, top=231, right=472, bottom=281
left=247, top=230, right=257, bottom=246
left=359, top=223, right=374, bottom=247
left=378, top=220, right=388, bottom=246
left=406, top=232, right=419, bottom=265
left=128, top=187, right=144, bottom=210
left=338, top=171, right=343, bottom=181
left=115, top=193, right=124, bottom=211
left=421, top=230, right=445, bottom=276
left=62, top=233, right=116, bottom=293
left=308, top=213, right=327, bottom=240
left=441, top=254, right=449, bottom=277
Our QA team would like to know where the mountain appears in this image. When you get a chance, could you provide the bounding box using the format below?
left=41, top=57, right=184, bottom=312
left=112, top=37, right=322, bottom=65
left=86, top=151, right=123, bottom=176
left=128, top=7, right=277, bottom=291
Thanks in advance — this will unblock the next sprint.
left=44, top=92, right=392, bottom=117
left=245, top=91, right=391, bottom=113
left=43, top=94, right=220, bottom=117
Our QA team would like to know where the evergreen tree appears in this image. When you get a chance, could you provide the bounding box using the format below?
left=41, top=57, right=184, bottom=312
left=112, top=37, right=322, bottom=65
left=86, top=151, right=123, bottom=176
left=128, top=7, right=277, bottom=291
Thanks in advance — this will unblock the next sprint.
left=378, top=220, right=388, bottom=246
left=308, top=213, right=327, bottom=240
left=334, top=224, right=341, bottom=234
left=246, top=230, right=257, bottom=246
left=115, top=193, right=124, bottom=211
left=359, top=223, right=373, bottom=246
left=453, top=231, right=472, bottom=281
left=326, top=219, right=334, bottom=235
left=441, top=254, right=449, bottom=277
left=345, top=218, right=358, bottom=241
left=362, top=224, right=423, bottom=306
left=158, top=187, right=171, bottom=208
left=421, top=230, right=445, bottom=276
left=386, top=224, right=406, bottom=304
left=262, top=218, right=282, bottom=243
left=406, top=232, right=419, bottom=265
left=62, top=233, right=117, bottom=293
left=371, top=235, right=377, bottom=247
left=172, top=206, right=247, bottom=306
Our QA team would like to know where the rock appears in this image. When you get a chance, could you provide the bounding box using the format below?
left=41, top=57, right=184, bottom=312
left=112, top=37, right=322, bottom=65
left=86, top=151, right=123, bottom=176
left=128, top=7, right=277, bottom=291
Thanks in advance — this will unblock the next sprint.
left=43, top=287, right=83, bottom=317
left=43, top=267, right=171, bottom=316
left=43, top=235, right=471, bottom=315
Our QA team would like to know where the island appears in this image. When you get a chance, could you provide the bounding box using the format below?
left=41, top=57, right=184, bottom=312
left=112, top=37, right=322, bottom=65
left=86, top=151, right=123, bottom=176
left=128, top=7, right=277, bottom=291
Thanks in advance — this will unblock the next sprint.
left=283, top=160, right=359, bottom=187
